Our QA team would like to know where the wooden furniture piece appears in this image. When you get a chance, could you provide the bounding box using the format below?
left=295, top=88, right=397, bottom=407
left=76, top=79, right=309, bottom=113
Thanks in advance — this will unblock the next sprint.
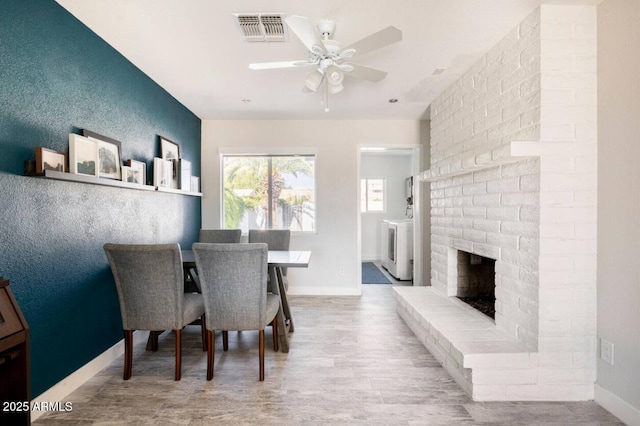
left=193, top=243, right=280, bottom=381
left=103, top=244, right=206, bottom=380
left=0, top=279, right=30, bottom=426
left=182, top=249, right=311, bottom=353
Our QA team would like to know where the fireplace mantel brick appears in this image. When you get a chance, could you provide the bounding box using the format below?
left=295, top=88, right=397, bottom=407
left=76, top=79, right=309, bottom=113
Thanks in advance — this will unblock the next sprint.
left=399, top=4, right=598, bottom=401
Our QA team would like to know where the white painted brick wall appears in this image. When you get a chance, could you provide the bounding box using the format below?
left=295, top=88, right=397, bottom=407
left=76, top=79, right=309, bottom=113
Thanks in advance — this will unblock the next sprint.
left=421, top=4, right=597, bottom=401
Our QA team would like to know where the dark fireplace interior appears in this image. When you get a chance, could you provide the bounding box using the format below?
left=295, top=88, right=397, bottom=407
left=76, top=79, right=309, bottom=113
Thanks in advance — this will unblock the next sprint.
left=456, top=251, right=496, bottom=319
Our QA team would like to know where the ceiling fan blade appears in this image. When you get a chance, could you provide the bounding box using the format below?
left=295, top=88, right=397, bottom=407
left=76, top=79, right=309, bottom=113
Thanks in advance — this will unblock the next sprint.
left=342, top=26, right=402, bottom=58
left=344, top=64, right=388, bottom=82
left=249, top=60, right=314, bottom=70
left=285, top=15, right=325, bottom=55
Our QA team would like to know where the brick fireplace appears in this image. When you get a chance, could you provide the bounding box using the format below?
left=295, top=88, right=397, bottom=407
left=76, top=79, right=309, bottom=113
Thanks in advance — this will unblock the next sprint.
left=395, top=4, right=597, bottom=401
left=456, top=250, right=496, bottom=319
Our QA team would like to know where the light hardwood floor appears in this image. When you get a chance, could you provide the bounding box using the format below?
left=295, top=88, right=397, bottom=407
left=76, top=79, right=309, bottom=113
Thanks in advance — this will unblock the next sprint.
left=35, top=285, right=623, bottom=425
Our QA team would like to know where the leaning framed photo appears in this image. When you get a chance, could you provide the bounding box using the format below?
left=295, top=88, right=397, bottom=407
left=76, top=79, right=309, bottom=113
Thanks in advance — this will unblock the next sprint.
left=153, top=157, right=173, bottom=188
left=190, top=176, right=200, bottom=193
left=69, top=134, right=99, bottom=177
left=121, top=166, right=143, bottom=185
left=178, top=158, right=191, bottom=191
left=125, top=159, right=146, bottom=185
left=35, top=147, right=66, bottom=173
left=160, top=136, right=180, bottom=162
left=160, top=136, right=180, bottom=188
left=83, top=129, right=122, bottom=180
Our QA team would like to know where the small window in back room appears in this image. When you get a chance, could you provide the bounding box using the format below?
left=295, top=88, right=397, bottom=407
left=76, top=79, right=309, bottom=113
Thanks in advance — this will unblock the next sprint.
left=361, top=178, right=385, bottom=212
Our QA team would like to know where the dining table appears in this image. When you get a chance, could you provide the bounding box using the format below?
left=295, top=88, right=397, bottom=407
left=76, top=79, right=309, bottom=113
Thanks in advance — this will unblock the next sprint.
left=181, top=249, right=311, bottom=353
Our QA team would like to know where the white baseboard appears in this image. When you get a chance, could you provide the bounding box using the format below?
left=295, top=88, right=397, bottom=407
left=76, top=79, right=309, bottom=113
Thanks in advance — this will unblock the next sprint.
left=31, top=330, right=149, bottom=422
left=287, top=286, right=361, bottom=296
left=595, top=384, right=640, bottom=426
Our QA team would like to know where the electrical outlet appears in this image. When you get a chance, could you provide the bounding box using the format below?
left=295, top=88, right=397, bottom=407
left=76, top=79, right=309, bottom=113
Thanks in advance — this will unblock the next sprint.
left=600, top=338, right=614, bottom=365
left=338, top=267, right=345, bottom=277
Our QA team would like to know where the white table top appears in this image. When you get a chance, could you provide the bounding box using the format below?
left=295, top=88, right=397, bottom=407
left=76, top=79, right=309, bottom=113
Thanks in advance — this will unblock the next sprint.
left=181, top=249, right=311, bottom=268
left=267, top=250, right=311, bottom=268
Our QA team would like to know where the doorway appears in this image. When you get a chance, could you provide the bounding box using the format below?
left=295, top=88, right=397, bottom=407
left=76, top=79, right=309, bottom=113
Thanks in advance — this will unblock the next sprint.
left=357, top=145, right=421, bottom=289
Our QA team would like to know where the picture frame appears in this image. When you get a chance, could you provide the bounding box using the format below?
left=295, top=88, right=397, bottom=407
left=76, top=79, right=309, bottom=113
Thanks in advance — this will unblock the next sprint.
left=35, top=147, right=66, bottom=174
left=190, top=176, right=200, bottom=193
left=125, top=159, right=146, bottom=186
left=178, top=158, right=191, bottom=191
left=83, top=129, right=122, bottom=180
left=153, top=157, right=173, bottom=188
left=69, top=134, right=99, bottom=177
left=121, top=165, right=142, bottom=185
left=160, top=136, right=180, bottom=189
left=159, top=136, right=180, bottom=162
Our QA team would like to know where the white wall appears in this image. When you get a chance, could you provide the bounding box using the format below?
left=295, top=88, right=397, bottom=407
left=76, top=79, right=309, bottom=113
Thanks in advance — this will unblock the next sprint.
left=201, top=120, right=420, bottom=295
left=360, top=153, right=412, bottom=261
left=596, top=0, right=640, bottom=423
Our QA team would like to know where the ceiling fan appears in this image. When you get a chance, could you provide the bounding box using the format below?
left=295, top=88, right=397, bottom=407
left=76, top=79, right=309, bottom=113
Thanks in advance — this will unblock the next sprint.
left=248, top=16, right=402, bottom=108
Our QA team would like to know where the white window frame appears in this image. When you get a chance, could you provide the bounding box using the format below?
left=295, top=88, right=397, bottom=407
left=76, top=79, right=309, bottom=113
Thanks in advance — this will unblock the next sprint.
left=219, top=147, right=317, bottom=234
left=361, top=177, right=386, bottom=213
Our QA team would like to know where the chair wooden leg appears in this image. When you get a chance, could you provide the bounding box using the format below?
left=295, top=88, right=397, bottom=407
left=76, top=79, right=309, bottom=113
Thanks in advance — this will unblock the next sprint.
left=272, top=315, right=278, bottom=352
left=175, top=329, right=182, bottom=381
left=123, top=330, right=133, bottom=380
left=151, top=331, right=160, bottom=352
left=200, top=314, right=207, bottom=351
left=206, top=329, right=215, bottom=380
left=259, top=329, right=265, bottom=381
left=222, top=330, right=228, bottom=351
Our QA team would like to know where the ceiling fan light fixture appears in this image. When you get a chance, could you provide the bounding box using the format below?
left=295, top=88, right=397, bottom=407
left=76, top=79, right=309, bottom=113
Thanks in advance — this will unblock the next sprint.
left=305, top=69, right=324, bottom=92
left=328, top=82, right=344, bottom=95
left=327, top=66, right=344, bottom=85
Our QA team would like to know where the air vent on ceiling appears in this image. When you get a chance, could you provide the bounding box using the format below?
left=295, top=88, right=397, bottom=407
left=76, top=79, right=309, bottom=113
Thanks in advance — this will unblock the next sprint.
left=235, top=13, right=288, bottom=42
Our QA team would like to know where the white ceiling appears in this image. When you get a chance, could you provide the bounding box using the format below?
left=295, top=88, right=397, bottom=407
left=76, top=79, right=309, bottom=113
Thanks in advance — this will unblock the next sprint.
left=55, top=0, right=592, bottom=120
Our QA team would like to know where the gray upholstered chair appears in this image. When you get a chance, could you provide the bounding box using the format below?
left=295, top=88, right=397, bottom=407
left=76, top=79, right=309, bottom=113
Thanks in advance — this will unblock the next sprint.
left=192, top=243, right=280, bottom=381
left=248, top=229, right=291, bottom=291
left=187, top=229, right=243, bottom=292
left=199, top=229, right=242, bottom=243
left=103, top=243, right=206, bottom=381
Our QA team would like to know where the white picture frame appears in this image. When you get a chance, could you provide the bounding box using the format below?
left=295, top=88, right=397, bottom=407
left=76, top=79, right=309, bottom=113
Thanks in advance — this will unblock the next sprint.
left=125, top=159, right=146, bottom=185
left=190, top=176, right=200, bottom=193
left=83, top=130, right=122, bottom=180
left=69, top=134, right=99, bottom=177
left=121, top=166, right=142, bottom=185
left=153, top=157, right=172, bottom=188
left=179, top=158, right=191, bottom=191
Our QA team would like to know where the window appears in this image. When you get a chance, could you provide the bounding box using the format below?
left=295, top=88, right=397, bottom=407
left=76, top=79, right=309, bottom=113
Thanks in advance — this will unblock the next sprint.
left=222, top=155, right=316, bottom=233
left=361, top=178, right=385, bottom=212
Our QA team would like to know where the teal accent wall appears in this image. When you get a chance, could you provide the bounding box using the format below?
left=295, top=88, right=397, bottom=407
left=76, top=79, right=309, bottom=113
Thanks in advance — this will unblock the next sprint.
left=0, top=1, right=201, bottom=396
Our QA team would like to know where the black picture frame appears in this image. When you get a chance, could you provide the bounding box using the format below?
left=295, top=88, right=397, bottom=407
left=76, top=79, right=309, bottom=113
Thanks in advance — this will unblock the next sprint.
left=159, top=136, right=180, bottom=161
left=159, top=136, right=180, bottom=188
left=82, top=129, right=122, bottom=180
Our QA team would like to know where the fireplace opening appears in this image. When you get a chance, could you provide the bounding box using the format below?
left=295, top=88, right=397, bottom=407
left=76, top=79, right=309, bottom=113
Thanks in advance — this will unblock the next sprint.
left=456, top=251, right=496, bottom=319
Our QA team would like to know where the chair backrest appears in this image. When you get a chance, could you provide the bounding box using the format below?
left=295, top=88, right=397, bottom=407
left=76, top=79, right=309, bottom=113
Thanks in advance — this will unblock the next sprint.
left=103, top=243, right=185, bottom=331
left=248, top=229, right=290, bottom=278
left=199, top=229, right=242, bottom=243
left=247, top=229, right=290, bottom=251
left=192, top=243, right=269, bottom=331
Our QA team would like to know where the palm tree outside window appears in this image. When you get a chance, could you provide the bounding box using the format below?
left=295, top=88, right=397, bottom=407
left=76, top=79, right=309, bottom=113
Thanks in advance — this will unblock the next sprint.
left=222, top=155, right=316, bottom=233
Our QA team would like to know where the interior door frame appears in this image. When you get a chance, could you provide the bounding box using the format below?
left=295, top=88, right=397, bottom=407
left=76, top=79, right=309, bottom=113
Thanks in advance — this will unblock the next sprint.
left=356, top=144, right=422, bottom=291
